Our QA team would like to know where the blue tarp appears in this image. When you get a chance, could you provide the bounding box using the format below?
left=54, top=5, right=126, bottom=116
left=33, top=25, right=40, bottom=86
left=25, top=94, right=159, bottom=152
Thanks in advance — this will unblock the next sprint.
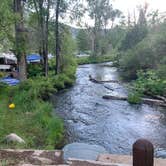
left=1, top=77, right=20, bottom=86
left=26, top=54, right=42, bottom=63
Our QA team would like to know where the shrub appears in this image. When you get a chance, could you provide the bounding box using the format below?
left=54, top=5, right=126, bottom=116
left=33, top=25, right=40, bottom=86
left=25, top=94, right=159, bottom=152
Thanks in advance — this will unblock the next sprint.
left=0, top=72, right=5, bottom=78
left=133, top=70, right=166, bottom=96
left=128, top=91, right=142, bottom=104
left=27, top=64, right=43, bottom=78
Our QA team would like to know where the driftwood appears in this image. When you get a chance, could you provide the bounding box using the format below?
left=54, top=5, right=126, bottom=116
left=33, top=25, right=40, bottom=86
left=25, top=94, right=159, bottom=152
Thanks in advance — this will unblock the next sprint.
left=144, top=92, right=166, bottom=103
left=104, top=85, right=114, bottom=91
left=99, top=64, right=114, bottom=67
left=89, top=75, right=119, bottom=84
left=156, top=96, right=166, bottom=103
left=103, top=95, right=166, bottom=107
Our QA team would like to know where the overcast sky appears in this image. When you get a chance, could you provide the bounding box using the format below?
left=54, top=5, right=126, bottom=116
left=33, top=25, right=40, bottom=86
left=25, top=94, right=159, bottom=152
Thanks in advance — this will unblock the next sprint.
left=113, top=0, right=166, bottom=14
left=60, top=0, right=166, bottom=28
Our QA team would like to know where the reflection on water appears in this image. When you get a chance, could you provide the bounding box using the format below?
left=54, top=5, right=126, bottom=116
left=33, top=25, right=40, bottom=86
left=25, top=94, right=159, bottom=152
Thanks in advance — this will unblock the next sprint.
left=53, top=62, right=166, bottom=155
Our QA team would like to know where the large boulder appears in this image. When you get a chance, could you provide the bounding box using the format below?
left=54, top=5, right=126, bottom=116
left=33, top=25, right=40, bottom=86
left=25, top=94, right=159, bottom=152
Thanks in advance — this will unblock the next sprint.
left=63, top=143, right=107, bottom=162
left=5, top=133, right=25, bottom=144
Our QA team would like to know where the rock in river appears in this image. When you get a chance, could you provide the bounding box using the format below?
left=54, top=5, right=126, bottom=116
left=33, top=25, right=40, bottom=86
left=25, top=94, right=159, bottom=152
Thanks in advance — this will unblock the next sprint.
left=155, top=148, right=166, bottom=158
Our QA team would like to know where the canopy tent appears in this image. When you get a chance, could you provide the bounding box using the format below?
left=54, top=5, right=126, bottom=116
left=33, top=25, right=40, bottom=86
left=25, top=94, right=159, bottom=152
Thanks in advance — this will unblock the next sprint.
left=26, top=54, right=42, bottom=63
left=1, top=77, right=20, bottom=86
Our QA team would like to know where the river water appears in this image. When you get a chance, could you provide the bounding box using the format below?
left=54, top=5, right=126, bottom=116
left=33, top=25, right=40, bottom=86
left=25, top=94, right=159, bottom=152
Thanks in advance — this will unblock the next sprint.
left=53, top=62, right=166, bottom=155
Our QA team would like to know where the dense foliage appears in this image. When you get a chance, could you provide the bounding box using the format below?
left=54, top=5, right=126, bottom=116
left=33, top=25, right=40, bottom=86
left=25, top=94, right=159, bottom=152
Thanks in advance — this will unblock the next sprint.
left=117, top=23, right=166, bottom=101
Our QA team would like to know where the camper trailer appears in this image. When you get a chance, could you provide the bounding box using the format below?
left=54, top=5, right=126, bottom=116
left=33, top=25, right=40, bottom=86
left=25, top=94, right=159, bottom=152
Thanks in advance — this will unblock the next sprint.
left=0, top=53, right=17, bottom=72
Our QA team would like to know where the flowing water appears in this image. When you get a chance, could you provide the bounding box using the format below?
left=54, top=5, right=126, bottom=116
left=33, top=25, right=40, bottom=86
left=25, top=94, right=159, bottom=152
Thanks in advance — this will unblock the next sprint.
left=53, top=62, right=166, bottom=155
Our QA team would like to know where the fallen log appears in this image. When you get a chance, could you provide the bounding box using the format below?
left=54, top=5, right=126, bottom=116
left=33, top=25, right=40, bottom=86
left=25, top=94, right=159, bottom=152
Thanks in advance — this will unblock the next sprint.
left=144, top=92, right=166, bottom=103
left=142, top=98, right=166, bottom=107
left=99, top=64, right=114, bottom=67
left=103, top=95, right=127, bottom=100
left=89, top=75, right=119, bottom=84
left=156, top=95, right=166, bottom=102
left=103, top=95, right=166, bottom=107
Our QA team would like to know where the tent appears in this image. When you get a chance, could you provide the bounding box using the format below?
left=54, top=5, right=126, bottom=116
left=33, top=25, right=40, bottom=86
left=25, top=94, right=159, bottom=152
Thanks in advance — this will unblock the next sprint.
left=26, top=54, right=42, bottom=63
left=1, top=76, right=20, bottom=86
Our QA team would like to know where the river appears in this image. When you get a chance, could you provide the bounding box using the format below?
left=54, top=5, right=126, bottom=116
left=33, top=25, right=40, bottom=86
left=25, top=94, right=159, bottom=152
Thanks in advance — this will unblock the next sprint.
left=53, top=62, right=166, bottom=155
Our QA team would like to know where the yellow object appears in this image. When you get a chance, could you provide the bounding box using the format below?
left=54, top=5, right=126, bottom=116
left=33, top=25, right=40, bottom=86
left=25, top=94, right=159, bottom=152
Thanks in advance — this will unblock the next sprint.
left=9, top=103, right=15, bottom=109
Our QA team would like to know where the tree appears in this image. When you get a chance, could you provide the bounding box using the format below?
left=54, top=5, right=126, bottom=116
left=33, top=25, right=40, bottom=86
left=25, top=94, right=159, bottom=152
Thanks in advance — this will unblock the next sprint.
left=0, top=0, right=14, bottom=51
left=86, top=0, right=120, bottom=56
left=55, top=0, right=61, bottom=74
left=29, top=0, right=51, bottom=76
left=54, top=0, right=84, bottom=74
left=119, top=5, right=148, bottom=51
left=14, top=0, right=27, bottom=81
left=76, top=29, right=90, bottom=52
left=110, top=9, right=122, bottom=29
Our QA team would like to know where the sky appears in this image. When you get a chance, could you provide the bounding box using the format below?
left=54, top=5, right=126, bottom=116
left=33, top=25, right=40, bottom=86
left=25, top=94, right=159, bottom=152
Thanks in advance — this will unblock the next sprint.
left=112, top=0, right=166, bottom=15
left=60, top=0, right=166, bottom=28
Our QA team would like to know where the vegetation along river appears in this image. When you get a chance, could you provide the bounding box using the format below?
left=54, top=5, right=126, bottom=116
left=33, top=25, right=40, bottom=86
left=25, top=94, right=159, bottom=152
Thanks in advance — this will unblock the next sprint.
left=53, top=62, right=166, bottom=155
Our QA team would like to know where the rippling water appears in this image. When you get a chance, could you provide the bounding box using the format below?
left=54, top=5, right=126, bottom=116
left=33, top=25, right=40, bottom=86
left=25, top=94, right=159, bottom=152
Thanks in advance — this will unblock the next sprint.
left=52, top=62, right=166, bottom=155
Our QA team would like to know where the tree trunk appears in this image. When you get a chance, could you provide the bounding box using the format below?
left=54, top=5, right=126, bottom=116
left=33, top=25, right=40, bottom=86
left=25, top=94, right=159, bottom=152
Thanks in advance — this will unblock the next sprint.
left=14, top=0, right=27, bottom=81
left=43, top=50, right=48, bottom=76
left=55, top=0, right=61, bottom=74
left=44, top=0, right=50, bottom=77
left=18, top=53, right=27, bottom=80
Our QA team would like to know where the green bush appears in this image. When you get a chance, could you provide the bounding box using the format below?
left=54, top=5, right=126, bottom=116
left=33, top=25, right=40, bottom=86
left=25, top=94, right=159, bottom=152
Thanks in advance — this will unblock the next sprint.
left=128, top=91, right=142, bottom=104
left=133, top=70, right=166, bottom=96
left=27, top=64, right=43, bottom=78
left=0, top=82, right=8, bottom=91
left=0, top=72, right=5, bottom=78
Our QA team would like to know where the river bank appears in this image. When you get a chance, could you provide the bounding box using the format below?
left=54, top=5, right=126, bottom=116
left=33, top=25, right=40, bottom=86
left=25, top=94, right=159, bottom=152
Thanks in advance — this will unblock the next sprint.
left=77, top=55, right=115, bottom=65
left=0, top=64, right=76, bottom=150
left=1, top=149, right=166, bottom=165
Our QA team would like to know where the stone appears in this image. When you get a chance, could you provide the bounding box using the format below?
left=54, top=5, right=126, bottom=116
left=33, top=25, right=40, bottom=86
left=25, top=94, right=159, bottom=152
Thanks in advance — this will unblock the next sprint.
left=63, top=143, right=107, bottom=162
left=5, top=133, right=25, bottom=144
left=0, top=149, right=63, bottom=165
left=155, top=149, right=166, bottom=158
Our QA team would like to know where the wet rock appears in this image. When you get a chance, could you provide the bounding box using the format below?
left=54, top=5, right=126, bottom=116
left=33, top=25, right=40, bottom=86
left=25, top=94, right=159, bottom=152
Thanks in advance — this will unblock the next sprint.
left=5, top=133, right=25, bottom=144
left=155, top=149, right=166, bottom=158
left=63, top=143, right=107, bottom=162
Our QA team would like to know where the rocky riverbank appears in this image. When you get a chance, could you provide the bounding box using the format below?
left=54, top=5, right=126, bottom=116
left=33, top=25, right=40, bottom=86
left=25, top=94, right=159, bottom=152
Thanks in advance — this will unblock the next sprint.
left=1, top=149, right=166, bottom=166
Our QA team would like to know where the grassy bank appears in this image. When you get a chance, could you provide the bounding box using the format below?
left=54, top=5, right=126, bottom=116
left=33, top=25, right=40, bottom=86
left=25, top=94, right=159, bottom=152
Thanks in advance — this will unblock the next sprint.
left=0, top=64, right=76, bottom=150
left=77, top=55, right=114, bottom=65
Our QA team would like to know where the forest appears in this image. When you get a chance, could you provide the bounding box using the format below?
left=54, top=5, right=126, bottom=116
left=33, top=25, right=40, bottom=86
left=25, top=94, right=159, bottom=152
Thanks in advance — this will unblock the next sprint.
left=0, top=0, right=166, bottom=151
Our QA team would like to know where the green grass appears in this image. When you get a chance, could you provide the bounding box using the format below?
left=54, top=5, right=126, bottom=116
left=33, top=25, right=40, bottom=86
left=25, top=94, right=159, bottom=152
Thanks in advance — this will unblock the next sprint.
left=77, top=55, right=114, bottom=65
left=0, top=64, right=76, bottom=150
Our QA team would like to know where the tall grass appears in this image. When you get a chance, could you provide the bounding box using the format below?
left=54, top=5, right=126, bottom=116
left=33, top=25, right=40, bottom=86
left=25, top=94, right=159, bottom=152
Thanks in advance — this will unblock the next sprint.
left=0, top=64, right=76, bottom=149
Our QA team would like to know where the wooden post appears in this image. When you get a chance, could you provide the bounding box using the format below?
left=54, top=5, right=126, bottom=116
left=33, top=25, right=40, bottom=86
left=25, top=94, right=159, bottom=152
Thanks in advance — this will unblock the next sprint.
left=133, top=139, right=154, bottom=166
